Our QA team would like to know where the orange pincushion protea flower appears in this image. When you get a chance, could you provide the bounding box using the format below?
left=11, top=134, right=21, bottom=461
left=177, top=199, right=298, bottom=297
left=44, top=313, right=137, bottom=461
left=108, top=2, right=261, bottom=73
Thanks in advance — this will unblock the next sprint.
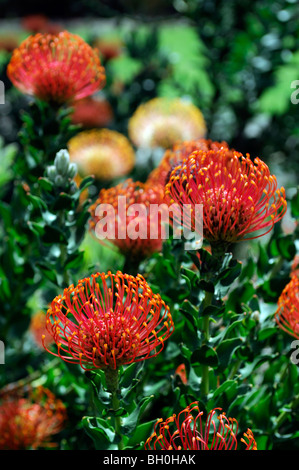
left=29, top=310, right=54, bottom=349
left=147, top=138, right=231, bottom=188
left=145, top=402, right=257, bottom=450
left=0, top=386, right=66, bottom=450
left=68, top=129, right=135, bottom=180
left=275, top=274, right=299, bottom=339
left=7, top=31, right=106, bottom=104
left=128, top=97, right=206, bottom=149
left=89, top=179, right=166, bottom=261
left=165, top=148, right=287, bottom=245
left=42, top=271, right=174, bottom=370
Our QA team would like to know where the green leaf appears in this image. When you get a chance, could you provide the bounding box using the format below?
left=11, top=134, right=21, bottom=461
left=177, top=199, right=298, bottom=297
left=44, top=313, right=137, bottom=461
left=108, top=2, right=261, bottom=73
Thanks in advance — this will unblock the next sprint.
left=53, top=192, right=74, bottom=211
left=35, top=262, right=58, bottom=284
left=27, top=193, right=47, bottom=211
left=276, top=235, right=296, bottom=261
left=258, top=327, right=278, bottom=341
left=218, top=259, right=242, bottom=286
left=291, top=189, right=299, bottom=217
left=38, top=176, right=54, bottom=192
left=212, top=379, right=238, bottom=401
left=79, top=175, right=95, bottom=192
left=216, top=338, right=243, bottom=371
left=126, top=419, right=157, bottom=448
left=121, top=395, right=155, bottom=437
left=64, top=251, right=85, bottom=270
left=191, top=345, right=219, bottom=368
left=82, top=416, right=118, bottom=450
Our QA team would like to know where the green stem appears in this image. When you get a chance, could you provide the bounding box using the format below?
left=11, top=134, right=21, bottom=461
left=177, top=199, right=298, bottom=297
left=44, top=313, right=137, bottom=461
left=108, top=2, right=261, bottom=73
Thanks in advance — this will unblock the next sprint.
left=275, top=393, right=299, bottom=430
left=201, top=290, right=213, bottom=397
left=58, top=210, right=71, bottom=287
left=104, top=368, right=125, bottom=450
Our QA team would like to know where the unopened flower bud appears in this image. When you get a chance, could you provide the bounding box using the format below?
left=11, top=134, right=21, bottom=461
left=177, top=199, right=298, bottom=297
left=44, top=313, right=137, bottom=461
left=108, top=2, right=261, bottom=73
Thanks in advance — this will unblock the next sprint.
left=47, top=165, right=57, bottom=181
left=67, top=162, right=77, bottom=179
left=55, top=174, right=65, bottom=187
left=54, top=149, right=70, bottom=175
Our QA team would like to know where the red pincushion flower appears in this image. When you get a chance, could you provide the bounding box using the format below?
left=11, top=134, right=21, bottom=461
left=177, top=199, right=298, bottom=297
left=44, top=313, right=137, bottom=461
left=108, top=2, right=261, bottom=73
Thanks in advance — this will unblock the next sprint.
left=165, top=148, right=287, bottom=245
left=89, top=179, right=167, bottom=262
left=0, top=386, right=66, bottom=450
left=147, top=138, right=231, bottom=188
left=275, top=274, right=299, bottom=339
left=145, top=402, right=257, bottom=450
left=42, top=271, right=174, bottom=370
left=7, top=31, right=106, bottom=104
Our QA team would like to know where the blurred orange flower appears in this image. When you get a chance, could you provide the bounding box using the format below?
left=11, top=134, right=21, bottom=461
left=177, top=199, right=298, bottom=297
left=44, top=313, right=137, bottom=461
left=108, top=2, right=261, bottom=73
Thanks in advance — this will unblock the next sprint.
left=128, top=97, right=206, bottom=149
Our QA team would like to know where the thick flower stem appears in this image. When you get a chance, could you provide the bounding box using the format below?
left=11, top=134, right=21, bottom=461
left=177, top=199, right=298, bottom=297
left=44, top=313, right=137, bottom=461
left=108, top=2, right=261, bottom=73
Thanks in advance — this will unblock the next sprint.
left=201, top=290, right=213, bottom=397
left=104, top=368, right=125, bottom=450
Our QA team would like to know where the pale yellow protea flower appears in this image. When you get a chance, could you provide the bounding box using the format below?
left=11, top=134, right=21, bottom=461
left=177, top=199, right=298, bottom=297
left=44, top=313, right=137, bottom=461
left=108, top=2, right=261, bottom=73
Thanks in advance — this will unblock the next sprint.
left=68, top=129, right=135, bottom=180
left=128, top=97, right=207, bottom=149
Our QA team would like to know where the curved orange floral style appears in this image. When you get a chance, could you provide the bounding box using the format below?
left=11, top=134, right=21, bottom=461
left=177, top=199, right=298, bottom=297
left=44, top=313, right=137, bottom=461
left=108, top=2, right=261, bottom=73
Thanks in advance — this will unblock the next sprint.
left=145, top=402, right=257, bottom=450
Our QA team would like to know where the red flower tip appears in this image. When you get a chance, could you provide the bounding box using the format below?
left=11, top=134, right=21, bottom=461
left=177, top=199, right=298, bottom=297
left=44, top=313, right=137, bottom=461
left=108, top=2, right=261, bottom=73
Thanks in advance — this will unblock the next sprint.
left=145, top=402, right=257, bottom=450
left=43, top=271, right=174, bottom=370
left=7, top=31, right=106, bottom=104
left=165, top=148, right=287, bottom=244
left=275, top=273, right=299, bottom=339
